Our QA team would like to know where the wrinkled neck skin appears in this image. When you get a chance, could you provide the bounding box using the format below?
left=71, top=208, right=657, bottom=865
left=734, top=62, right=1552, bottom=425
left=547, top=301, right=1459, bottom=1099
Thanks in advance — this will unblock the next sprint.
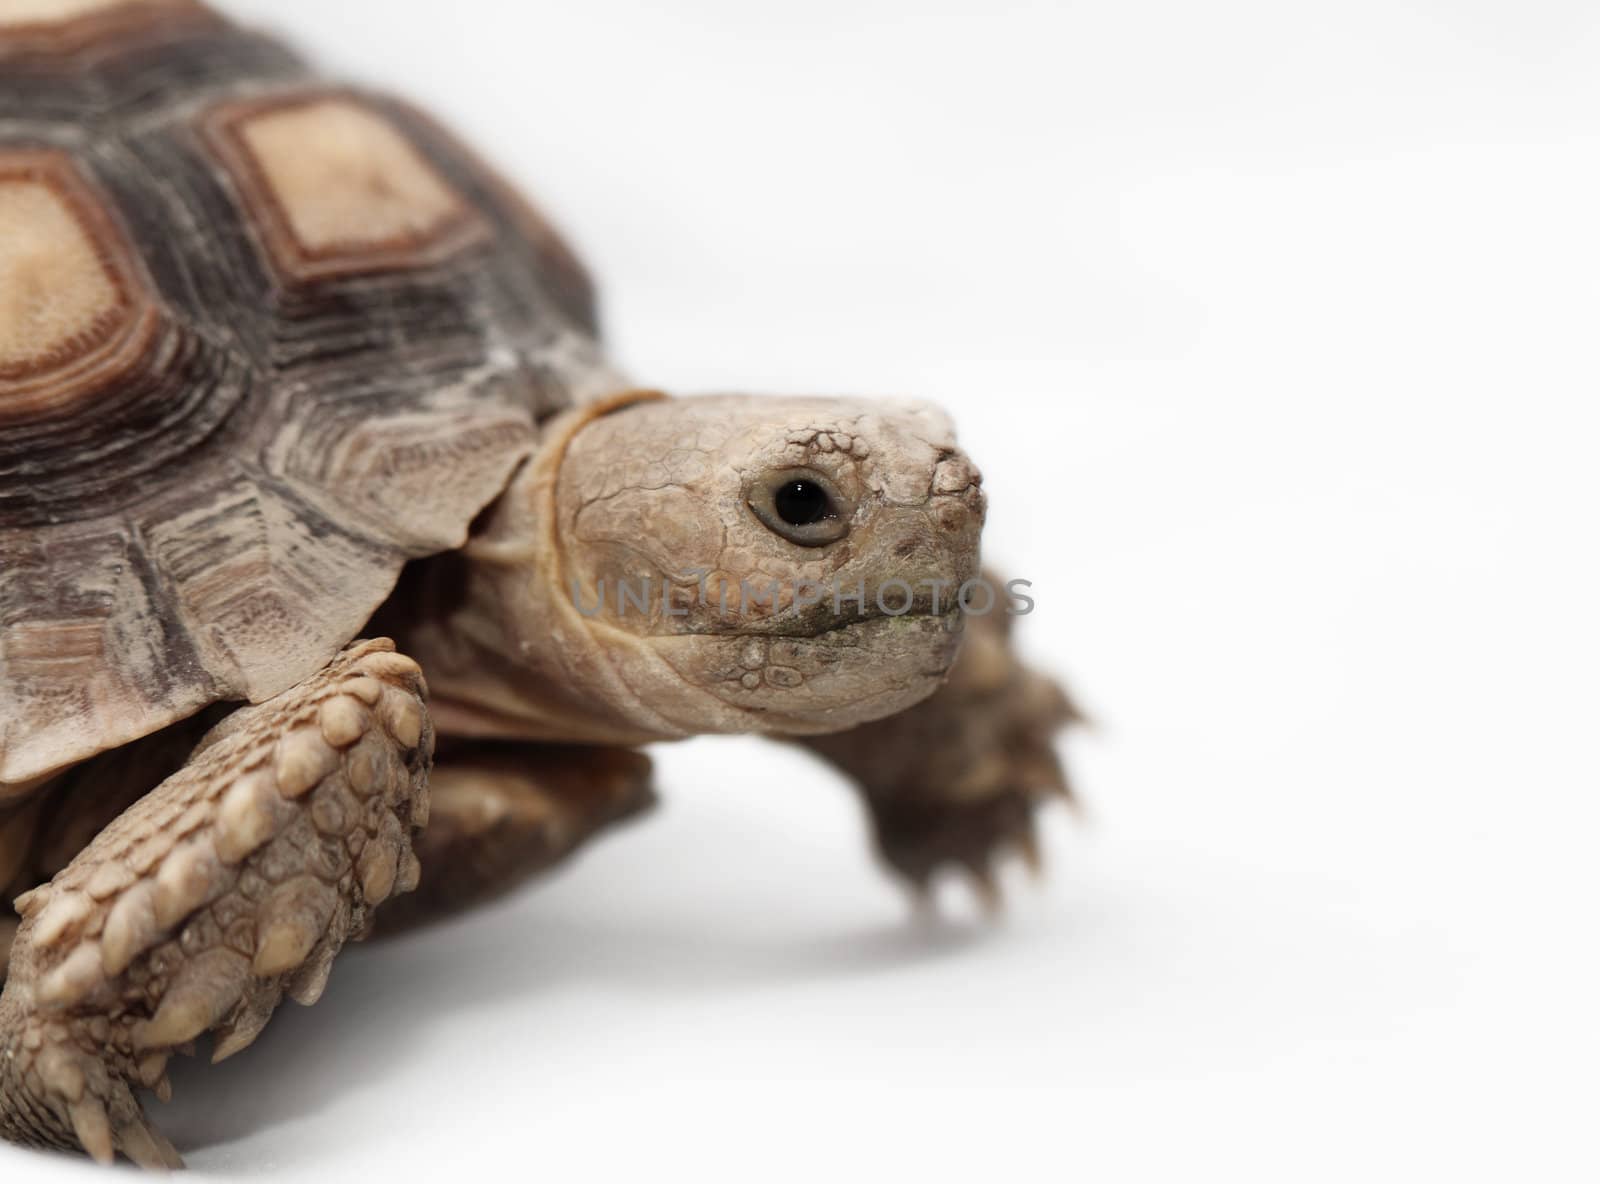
left=399, top=385, right=986, bottom=745
left=401, top=391, right=740, bottom=746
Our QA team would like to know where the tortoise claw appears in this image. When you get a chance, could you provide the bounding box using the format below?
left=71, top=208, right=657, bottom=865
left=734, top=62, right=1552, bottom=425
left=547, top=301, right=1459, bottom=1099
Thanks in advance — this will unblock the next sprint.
left=960, top=855, right=1004, bottom=916
left=68, top=1097, right=114, bottom=1166
left=116, top=1114, right=184, bottom=1172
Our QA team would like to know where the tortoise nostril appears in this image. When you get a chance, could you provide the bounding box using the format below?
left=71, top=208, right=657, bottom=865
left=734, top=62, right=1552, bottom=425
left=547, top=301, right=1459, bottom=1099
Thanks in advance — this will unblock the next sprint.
left=965, top=484, right=987, bottom=520
left=895, top=536, right=919, bottom=558
left=932, top=454, right=980, bottom=497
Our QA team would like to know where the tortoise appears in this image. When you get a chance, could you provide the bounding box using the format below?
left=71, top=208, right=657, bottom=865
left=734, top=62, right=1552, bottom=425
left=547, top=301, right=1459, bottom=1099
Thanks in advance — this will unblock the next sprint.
left=0, top=0, right=1075, bottom=1168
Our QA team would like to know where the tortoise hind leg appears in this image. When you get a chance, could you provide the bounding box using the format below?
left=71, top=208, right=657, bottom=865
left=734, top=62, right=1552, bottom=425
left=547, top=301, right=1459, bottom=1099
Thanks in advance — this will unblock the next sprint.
left=0, top=639, right=431, bottom=1167
left=376, top=741, right=654, bottom=935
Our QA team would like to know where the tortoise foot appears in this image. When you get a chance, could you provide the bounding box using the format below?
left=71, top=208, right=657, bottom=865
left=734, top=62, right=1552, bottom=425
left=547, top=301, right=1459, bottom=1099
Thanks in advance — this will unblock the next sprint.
left=801, top=591, right=1077, bottom=911
left=0, top=640, right=432, bottom=1167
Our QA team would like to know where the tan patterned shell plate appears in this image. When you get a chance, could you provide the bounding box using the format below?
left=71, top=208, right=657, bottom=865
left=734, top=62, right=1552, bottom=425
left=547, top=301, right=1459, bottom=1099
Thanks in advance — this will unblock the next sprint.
left=0, top=0, right=611, bottom=791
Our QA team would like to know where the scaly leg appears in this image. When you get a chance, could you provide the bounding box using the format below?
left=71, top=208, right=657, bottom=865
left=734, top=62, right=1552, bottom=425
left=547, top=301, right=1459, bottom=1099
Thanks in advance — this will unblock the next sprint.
left=798, top=594, right=1078, bottom=905
left=0, top=639, right=432, bottom=1167
left=377, top=742, right=654, bottom=934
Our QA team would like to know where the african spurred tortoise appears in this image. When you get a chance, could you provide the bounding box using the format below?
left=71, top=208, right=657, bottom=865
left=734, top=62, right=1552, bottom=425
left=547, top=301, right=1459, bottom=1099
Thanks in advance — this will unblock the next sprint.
left=0, top=0, right=1074, bottom=1166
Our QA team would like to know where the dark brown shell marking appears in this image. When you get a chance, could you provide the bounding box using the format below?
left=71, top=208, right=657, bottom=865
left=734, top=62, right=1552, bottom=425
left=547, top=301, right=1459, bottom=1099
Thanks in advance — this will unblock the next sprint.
left=0, top=0, right=217, bottom=64
left=0, top=6, right=608, bottom=788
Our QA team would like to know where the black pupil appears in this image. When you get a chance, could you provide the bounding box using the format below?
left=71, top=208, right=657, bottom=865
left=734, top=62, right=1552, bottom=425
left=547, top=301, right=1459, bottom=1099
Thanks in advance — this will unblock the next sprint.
left=774, top=480, right=831, bottom=526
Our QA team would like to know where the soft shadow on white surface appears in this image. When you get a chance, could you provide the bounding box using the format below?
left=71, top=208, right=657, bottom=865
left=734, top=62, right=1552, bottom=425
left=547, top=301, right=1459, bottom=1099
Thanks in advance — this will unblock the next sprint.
left=158, top=877, right=996, bottom=1156
left=151, top=755, right=1052, bottom=1174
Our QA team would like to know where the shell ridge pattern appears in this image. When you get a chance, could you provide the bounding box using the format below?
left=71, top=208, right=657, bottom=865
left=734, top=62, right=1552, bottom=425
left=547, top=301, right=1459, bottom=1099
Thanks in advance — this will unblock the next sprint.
left=0, top=5, right=587, bottom=787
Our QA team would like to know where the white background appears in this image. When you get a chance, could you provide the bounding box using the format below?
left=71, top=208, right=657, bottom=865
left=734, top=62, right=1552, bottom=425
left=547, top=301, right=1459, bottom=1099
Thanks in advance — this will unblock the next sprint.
left=11, top=0, right=1600, bottom=1180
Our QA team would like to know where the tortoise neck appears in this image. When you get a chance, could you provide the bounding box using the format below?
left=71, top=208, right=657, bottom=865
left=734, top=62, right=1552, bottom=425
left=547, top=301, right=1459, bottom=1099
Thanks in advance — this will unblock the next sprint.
left=378, top=392, right=687, bottom=747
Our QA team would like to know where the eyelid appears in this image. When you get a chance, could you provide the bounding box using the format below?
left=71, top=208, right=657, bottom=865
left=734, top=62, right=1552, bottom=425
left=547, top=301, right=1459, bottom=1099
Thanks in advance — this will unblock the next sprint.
left=746, top=467, right=853, bottom=546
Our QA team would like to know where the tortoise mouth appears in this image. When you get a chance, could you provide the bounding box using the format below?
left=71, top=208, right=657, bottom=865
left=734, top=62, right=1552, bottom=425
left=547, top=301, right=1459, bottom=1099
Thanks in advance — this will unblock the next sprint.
left=646, top=607, right=966, bottom=735
left=661, top=582, right=966, bottom=642
left=749, top=603, right=964, bottom=651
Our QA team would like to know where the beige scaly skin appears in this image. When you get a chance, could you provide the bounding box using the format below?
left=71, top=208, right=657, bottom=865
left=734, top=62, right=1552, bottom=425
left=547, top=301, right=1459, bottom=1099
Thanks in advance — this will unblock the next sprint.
left=0, top=641, right=432, bottom=1166
left=387, top=392, right=1071, bottom=915
left=396, top=392, right=988, bottom=745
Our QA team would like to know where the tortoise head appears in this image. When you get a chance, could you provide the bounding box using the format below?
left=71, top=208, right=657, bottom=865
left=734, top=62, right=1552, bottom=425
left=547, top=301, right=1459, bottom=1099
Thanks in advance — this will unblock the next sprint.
left=532, top=392, right=986, bottom=736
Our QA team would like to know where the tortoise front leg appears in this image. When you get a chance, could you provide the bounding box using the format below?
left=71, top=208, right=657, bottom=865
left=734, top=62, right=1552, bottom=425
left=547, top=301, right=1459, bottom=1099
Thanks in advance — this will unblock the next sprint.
left=377, top=742, right=654, bottom=935
left=797, top=591, right=1078, bottom=905
left=0, top=640, right=431, bottom=1168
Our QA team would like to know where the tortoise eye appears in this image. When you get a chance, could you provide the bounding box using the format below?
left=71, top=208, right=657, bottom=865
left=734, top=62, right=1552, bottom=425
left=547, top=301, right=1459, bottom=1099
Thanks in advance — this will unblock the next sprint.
left=775, top=479, right=831, bottom=525
left=748, top=468, right=851, bottom=546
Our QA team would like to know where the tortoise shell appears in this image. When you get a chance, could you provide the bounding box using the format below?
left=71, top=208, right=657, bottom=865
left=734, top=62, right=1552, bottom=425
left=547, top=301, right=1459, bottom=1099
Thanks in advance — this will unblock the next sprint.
left=0, top=0, right=618, bottom=791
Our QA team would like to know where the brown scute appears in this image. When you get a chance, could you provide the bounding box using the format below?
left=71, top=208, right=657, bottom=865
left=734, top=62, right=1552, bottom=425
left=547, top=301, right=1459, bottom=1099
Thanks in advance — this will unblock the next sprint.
left=0, top=150, right=162, bottom=421
left=0, top=524, right=206, bottom=795
left=0, top=179, right=119, bottom=374
left=0, top=0, right=218, bottom=61
left=202, top=91, right=492, bottom=287
left=0, top=0, right=167, bottom=25
left=394, top=99, right=601, bottom=336
left=0, top=10, right=599, bottom=791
